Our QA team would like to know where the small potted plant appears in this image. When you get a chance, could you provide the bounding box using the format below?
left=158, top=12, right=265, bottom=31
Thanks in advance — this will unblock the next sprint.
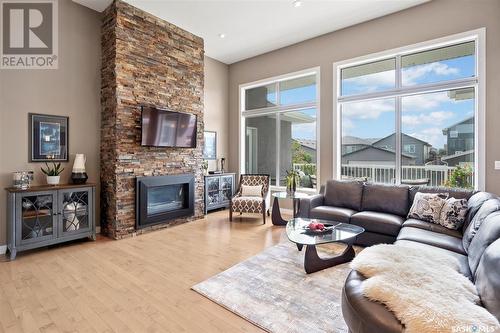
left=286, top=169, right=300, bottom=195
left=41, top=162, right=64, bottom=185
left=202, top=160, right=209, bottom=175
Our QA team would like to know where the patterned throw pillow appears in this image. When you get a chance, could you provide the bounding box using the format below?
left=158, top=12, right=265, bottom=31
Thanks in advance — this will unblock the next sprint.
left=439, top=198, right=468, bottom=230
left=408, top=192, right=448, bottom=224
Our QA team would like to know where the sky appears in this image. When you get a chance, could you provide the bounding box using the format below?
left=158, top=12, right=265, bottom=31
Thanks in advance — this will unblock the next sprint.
left=342, top=55, right=475, bottom=149
left=267, top=84, right=318, bottom=141
left=258, top=53, right=476, bottom=148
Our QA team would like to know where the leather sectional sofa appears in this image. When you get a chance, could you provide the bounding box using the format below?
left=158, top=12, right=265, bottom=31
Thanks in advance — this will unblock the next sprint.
left=298, top=180, right=500, bottom=333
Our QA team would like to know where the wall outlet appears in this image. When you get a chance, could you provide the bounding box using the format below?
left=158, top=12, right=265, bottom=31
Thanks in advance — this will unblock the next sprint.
left=495, top=161, right=500, bottom=170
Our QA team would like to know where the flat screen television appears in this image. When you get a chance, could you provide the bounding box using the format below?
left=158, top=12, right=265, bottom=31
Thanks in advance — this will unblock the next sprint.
left=141, top=106, right=197, bottom=148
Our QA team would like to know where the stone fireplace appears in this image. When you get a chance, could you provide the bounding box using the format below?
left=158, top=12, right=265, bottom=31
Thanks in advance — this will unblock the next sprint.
left=100, top=0, right=205, bottom=239
left=136, top=174, right=195, bottom=229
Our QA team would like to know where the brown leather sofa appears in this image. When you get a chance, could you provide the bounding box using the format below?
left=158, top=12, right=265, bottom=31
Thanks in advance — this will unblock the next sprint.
left=298, top=181, right=500, bottom=332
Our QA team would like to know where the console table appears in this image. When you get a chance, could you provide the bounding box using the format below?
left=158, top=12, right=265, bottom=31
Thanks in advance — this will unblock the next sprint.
left=5, top=183, right=96, bottom=260
left=204, top=173, right=235, bottom=214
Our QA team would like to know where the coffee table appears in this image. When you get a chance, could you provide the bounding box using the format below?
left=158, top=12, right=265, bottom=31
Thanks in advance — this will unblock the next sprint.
left=286, top=218, right=364, bottom=274
left=271, top=192, right=310, bottom=226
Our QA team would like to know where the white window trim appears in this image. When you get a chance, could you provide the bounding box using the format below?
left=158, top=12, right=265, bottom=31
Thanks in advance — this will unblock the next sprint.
left=238, top=66, right=321, bottom=192
left=333, top=28, right=486, bottom=190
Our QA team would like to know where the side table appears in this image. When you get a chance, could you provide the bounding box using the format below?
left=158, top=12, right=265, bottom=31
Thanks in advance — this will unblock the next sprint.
left=271, top=191, right=310, bottom=226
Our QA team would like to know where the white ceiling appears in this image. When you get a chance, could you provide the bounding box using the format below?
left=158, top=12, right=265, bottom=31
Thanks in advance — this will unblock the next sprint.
left=74, top=0, right=429, bottom=64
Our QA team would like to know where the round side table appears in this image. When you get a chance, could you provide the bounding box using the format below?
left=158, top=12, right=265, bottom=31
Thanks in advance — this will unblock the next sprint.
left=271, top=191, right=310, bottom=226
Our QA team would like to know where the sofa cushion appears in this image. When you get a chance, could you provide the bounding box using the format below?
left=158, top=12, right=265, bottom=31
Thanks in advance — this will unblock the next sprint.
left=342, top=270, right=403, bottom=333
left=324, top=180, right=363, bottom=211
left=402, top=218, right=462, bottom=238
left=462, top=198, right=500, bottom=253
left=407, top=192, right=448, bottom=224
left=474, top=238, right=500, bottom=320
left=350, top=211, right=404, bottom=236
left=438, top=197, right=469, bottom=230
left=397, top=226, right=466, bottom=255
left=465, top=191, right=496, bottom=230
left=467, top=211, right=500, bottom=276
left=310, top=206, right=356, bottom=224
left=361, top=184, right=410, bottom=217
left=409, top=186, right=474, bottom=205
left=395, top=239, right=472, bottom=279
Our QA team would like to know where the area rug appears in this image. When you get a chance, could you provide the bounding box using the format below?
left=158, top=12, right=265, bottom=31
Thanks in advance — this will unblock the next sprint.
left=192, top=242, right=358, bottom=333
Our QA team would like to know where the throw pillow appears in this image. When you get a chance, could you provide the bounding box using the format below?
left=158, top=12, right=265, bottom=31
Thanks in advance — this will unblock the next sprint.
left=241, top=185, right=262, bottom=197
left=439, top=198, right=468, bottom=230
left=408, top=192, right=448, bottom=224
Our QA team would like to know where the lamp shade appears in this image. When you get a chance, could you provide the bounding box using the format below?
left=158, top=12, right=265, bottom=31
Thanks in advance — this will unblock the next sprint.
left=72, top=154, right=86, bottom=173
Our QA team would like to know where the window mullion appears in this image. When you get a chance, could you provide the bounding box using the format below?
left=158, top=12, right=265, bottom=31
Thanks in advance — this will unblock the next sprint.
left=395, top=55, right=402, bottom=185
left=275, top=81, right=281, bottom=187
left=276, top=112, right=281, bottom=187
left=338, top=77, right=477, bottom=104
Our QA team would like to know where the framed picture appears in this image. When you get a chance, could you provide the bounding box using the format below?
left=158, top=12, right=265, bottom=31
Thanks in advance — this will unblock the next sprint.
left=203, top=131, right=217, bottom=160
left=29, top=113, right=68, bottom=162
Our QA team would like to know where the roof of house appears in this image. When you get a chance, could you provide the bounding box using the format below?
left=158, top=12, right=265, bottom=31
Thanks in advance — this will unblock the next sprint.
left=441, top=149, right=474, bottom=161
left=371, top=133, right=432, bottom=146
left=294, top=139, right=316, bottom=150
left=342, top=136, right=376, bottom=146
left=342, top=145, right=415, bottom=159
left=442, top=116, right=474, bottom=134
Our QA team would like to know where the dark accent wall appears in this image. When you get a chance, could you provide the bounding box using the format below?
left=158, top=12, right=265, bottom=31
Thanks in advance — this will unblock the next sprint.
left=100, top=0, right=205, bottom=239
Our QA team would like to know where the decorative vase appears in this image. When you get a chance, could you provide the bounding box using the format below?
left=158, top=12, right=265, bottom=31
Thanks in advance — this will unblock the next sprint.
left=71, top=153, right=88, bottom=184
left=47, top=175, right=60, bottom=185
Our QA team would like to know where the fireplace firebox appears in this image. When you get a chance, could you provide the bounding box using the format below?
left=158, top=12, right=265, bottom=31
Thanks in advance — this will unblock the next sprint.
left=136, top=174, right=195, bottom=229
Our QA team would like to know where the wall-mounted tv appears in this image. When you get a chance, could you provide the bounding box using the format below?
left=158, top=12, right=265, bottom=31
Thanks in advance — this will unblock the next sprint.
left=141, top=106, right=197, bottom=148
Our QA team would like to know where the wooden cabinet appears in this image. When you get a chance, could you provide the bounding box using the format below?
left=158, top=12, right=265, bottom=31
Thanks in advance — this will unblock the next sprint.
left=5, top=184, right=96, bottom=260
left=204, top=173, right=235, bottom=214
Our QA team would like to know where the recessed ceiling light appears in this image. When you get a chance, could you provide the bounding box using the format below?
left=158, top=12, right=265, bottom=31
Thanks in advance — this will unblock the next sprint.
left=293, top=0, right=302, bottom=8
left=219, top=33, right=226, bottom=39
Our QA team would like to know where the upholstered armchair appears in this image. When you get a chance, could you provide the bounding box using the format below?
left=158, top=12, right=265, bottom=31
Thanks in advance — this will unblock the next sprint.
left=230, top=174, right=270, bottom=224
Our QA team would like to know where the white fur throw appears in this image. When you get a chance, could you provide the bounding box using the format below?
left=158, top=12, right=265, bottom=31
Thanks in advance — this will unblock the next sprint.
left=350, top=244, right=500, bottom=333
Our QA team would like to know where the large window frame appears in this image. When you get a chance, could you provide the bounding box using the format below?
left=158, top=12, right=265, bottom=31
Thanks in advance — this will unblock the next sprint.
left=334, top=29, right=486, bottom=190
left=239, top=67, right=321, bottom=192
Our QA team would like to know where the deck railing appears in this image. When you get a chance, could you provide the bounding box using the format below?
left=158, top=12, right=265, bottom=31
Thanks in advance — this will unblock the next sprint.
left=341, top=164, right=465, bottom=186
left=293, top=163, right=473, bottom=187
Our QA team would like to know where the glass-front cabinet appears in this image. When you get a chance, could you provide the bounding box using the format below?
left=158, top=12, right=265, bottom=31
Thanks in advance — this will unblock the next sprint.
left=7, top=184, right=96, bottom=260
left=59, top=189, right=93, bottom=236
left=18, top=192, right=57, bottom=245
left=204, top=173, right=235, bottom=213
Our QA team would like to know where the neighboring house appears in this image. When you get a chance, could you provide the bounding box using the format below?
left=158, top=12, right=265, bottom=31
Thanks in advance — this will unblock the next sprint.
left=372, top=133, right=432, bottom=165
left=341, top=136, right=374, bottom=154
left=442, top=117, right=474, bottom=156
left=441, top=150, right=474, bottom=167
left=294, top=139, right=317, bottom=162
left=342, top=146, right=416, bottom=165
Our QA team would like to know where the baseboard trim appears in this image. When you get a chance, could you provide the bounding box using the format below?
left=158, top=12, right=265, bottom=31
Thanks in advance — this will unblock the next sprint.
left=0, top=245, right=6, bottom=255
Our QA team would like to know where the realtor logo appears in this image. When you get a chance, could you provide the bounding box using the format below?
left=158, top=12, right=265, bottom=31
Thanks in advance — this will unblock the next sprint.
left=1, top=0, right=58, bottom=69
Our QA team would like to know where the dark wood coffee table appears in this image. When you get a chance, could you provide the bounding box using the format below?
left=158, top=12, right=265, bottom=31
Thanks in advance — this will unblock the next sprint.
left=286, top=218, right=364, bottom=274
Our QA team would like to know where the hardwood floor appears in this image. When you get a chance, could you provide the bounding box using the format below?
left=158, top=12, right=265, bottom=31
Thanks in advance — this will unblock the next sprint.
left=0, top=210, right=288, bottom=333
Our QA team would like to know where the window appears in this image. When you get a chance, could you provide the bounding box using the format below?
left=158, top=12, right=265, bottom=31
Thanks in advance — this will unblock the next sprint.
left=337, top=31, right=483, bottom=189
left=241, top=70, right=319, bottom=189
left=404, top=144, right=416, bottom=154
